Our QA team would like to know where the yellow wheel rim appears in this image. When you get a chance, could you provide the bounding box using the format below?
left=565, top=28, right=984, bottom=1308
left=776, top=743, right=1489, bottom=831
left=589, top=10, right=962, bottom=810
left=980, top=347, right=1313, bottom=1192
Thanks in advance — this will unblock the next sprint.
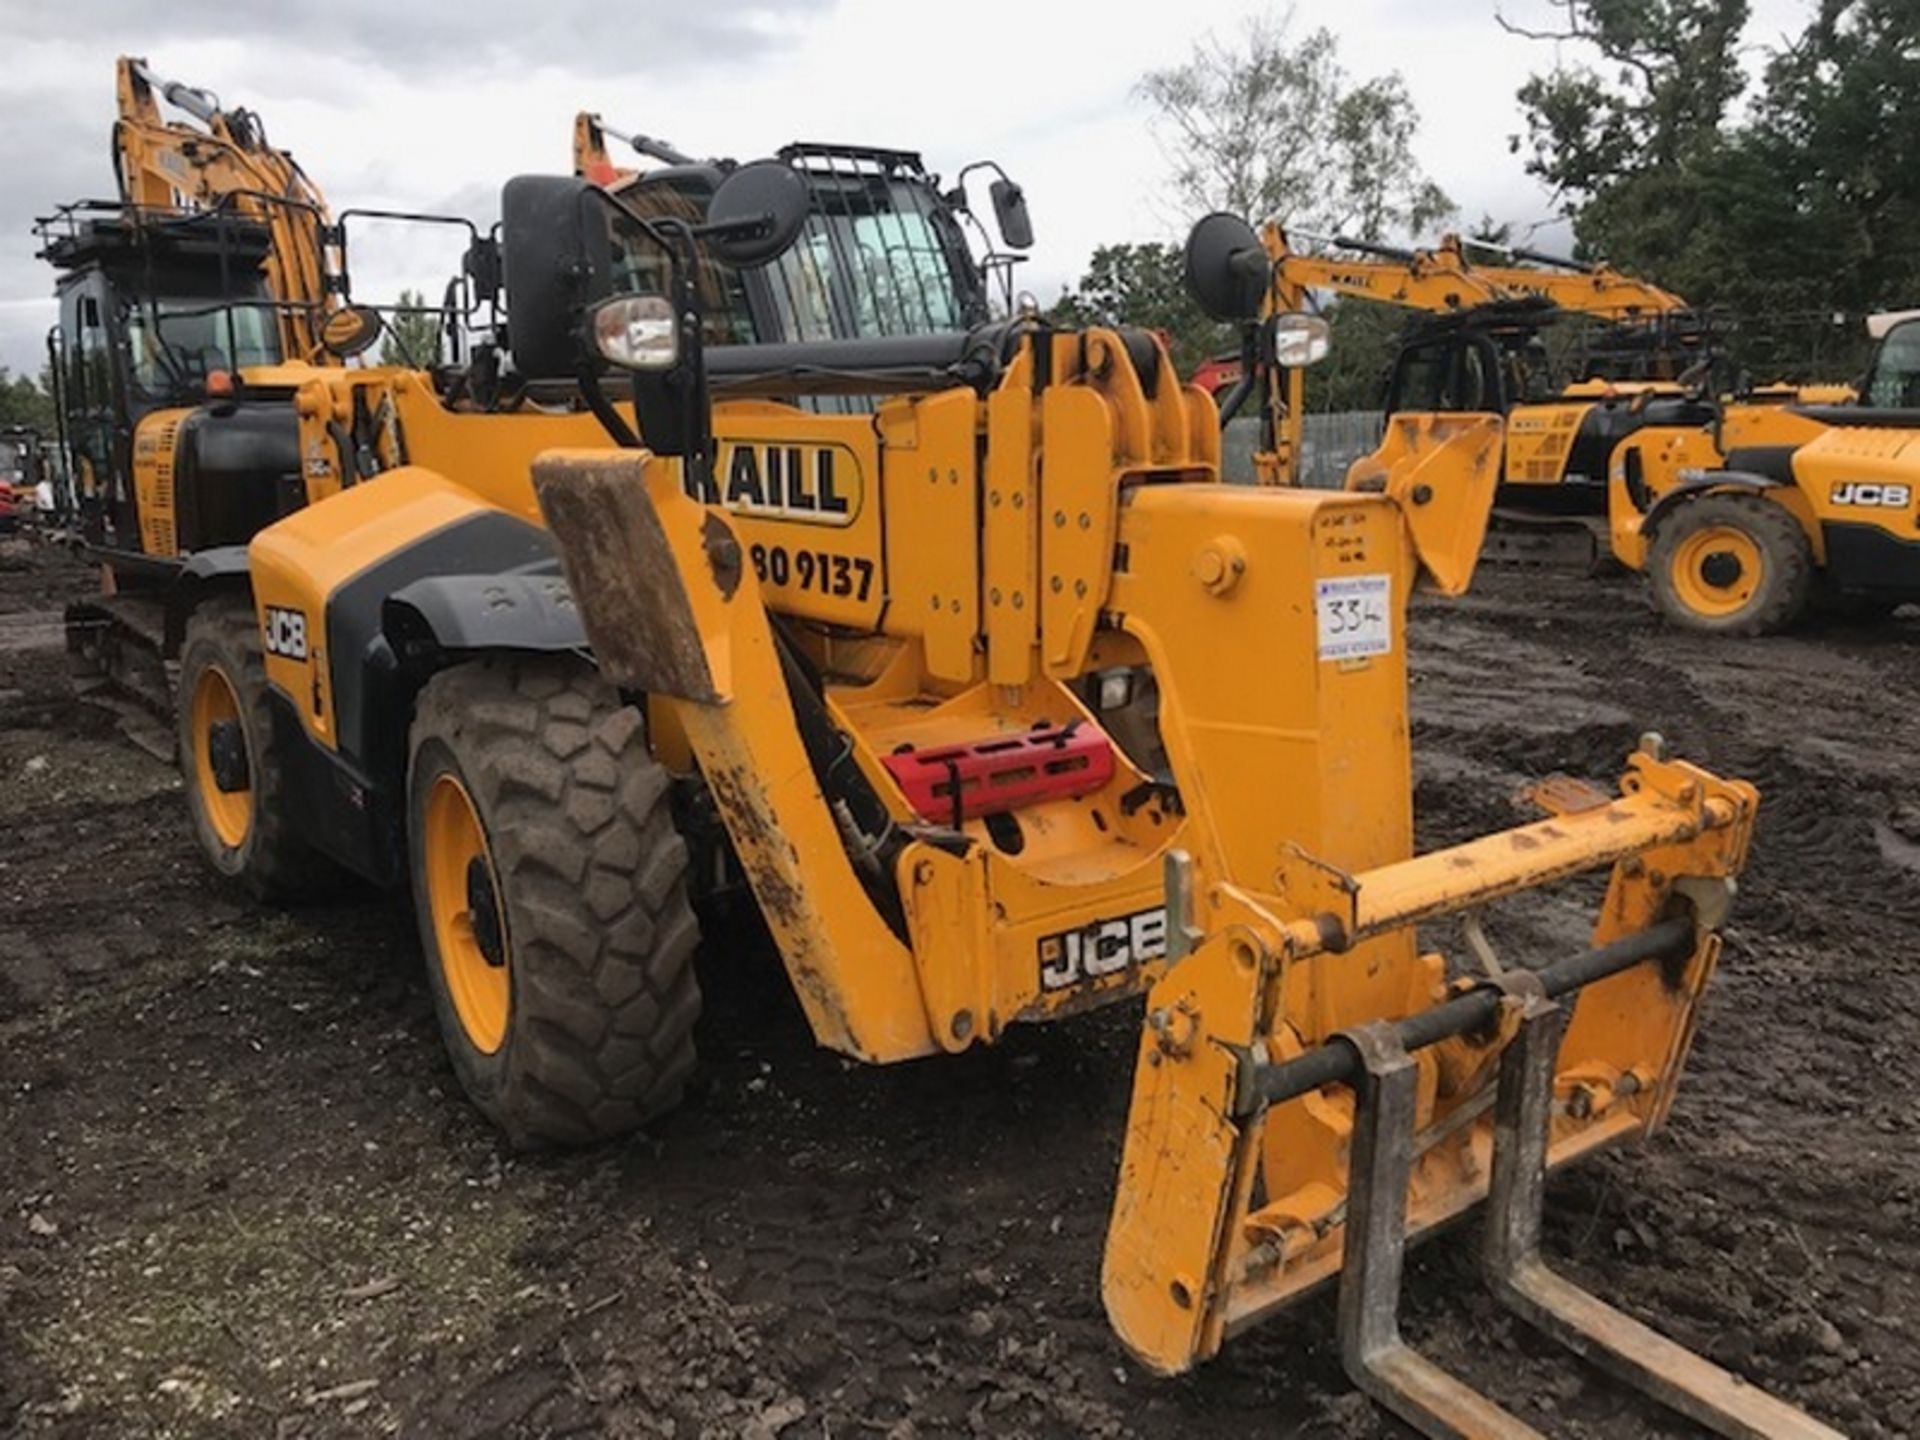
left=424, top=772, right=510, bottom=1055
left=190, top=665, right=252, bottom=849
left=1670, top=525, right=1764, bottom=618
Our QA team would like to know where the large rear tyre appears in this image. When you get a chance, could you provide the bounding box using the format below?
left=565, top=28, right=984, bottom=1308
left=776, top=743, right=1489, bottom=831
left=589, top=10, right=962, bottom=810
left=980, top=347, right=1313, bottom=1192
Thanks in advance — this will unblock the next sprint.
left=1647, top=493, right=1813, bottom=635
left=408, top=656, right=702, bottom=1147
left=177, top=598, right=338, bottom=900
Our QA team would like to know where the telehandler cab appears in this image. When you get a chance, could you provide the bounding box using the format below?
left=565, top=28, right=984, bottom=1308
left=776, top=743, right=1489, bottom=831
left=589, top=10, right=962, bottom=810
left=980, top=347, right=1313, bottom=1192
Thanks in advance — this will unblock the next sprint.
left=149, top=166, right=1829, bottom=1433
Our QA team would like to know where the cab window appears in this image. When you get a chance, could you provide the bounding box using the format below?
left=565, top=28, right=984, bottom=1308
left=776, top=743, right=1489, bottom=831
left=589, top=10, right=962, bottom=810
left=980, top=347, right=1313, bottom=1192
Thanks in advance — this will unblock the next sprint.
left=1391, top=344, right=1451, bottom=412
left=605, top=187, right=760, bottom=347
left=123, top=299, right=280, bottom=399
left=1868, top=321, right=1920, bottom=408
left=1391, top=339, right=1497, bottom=413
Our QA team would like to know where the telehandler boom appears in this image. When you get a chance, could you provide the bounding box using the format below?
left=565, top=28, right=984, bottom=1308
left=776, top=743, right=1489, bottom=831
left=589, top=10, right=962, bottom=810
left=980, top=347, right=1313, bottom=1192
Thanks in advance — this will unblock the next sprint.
left=137, top=163, right=1833, bottom=1433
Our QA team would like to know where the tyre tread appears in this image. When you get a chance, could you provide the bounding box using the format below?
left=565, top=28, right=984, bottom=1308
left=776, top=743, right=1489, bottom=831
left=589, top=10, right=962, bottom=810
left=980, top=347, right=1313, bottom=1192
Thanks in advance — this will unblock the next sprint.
left=410, top=656, right=702, bottom=1147
left=1649, top=492, right=1813, bottom=635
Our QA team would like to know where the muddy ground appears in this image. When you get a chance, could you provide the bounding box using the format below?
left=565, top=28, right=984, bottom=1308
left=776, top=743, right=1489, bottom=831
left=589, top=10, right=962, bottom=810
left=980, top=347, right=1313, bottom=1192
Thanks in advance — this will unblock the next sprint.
left=0, top=534, right=1914, bottom=1439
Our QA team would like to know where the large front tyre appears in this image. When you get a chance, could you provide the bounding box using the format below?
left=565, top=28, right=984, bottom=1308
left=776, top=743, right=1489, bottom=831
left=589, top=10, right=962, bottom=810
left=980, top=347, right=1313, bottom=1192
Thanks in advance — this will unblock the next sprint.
left=1647, top=492, right=1813, bottom=635
left=407, top=656, right=702, bottom=1147
left=177, top=597, right=339, bottom=900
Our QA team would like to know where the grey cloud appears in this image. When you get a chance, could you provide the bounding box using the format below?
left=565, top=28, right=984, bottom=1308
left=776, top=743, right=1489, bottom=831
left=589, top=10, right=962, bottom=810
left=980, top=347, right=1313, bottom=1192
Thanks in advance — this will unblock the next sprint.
left=0, top=76, right=117, bottom=373
left=0, top=0, right=830, bottom=78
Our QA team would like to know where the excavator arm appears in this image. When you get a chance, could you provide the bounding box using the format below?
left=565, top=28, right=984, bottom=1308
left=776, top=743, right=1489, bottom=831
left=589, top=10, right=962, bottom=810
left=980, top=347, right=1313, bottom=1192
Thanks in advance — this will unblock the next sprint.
left=1459, top=237, right=1692, bottom=319
left=114, top=55, right=336, bottom=361
left=1247, top=226, right=1696, bottom=487
left=571, top=111, right=697, bottom=187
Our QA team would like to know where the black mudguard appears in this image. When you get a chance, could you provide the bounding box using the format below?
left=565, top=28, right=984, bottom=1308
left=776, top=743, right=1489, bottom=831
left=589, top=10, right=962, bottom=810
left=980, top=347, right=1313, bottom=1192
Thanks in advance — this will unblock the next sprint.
left=1638, top=471, right=1786, bottom=537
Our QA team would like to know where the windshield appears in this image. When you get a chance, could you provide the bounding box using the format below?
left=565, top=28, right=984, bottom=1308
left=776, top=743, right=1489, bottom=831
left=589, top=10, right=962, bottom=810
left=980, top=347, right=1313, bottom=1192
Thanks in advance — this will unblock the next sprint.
left=125, top=297, right=282, bottom=398
left=1868, top=321, right=1920, bottom=408
left=619, top=165, right=977, bottom=347
left=763, top=175, right=970, bottom=341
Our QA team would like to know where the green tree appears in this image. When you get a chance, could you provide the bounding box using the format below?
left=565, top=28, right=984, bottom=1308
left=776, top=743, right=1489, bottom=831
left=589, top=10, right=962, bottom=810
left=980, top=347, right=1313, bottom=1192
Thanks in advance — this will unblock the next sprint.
left=1510, top=0, right=1920, bottom=378
left=1505, top=0, right=1752, bottom=193
left=379, top=289, right=443, bottom=368
left=1049, top=243, right=1232, bottom=374
left=0, top=367, right=56, bottom=433
left=1139, top=11, right=1453, bottom=241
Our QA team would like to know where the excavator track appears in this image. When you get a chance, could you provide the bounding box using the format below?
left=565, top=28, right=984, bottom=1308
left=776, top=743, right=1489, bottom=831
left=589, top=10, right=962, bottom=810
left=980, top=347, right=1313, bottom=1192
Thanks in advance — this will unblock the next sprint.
left=65, top=593, right=175, bottom=760
left=1479, top=507, right=1606, bottom=571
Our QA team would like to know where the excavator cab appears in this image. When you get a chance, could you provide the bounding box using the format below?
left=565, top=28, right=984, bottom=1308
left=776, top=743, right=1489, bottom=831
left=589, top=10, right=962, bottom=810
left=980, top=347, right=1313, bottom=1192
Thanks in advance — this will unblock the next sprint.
left=40, top=206, right=290, bottom=552
left=1376, top=300, right=1598, bottom=421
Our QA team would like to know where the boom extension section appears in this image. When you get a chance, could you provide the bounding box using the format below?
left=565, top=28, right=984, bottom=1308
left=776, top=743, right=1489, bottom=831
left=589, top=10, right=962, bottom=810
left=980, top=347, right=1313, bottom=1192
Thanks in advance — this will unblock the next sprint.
left=530, top=316, right=1825, bottom=1430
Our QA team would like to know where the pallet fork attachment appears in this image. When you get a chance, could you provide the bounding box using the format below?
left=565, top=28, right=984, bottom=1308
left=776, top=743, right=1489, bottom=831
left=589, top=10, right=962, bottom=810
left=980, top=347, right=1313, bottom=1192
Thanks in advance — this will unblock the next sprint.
left=1108, top=764, right=1839, bottom=1435
left=1338, top=988, right=1840, bottom=1439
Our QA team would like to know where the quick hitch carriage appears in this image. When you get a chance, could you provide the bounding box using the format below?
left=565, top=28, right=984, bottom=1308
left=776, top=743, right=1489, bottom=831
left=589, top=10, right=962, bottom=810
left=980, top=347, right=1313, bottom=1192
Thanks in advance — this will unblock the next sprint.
left=502, top=192, right=1835, bottom=1433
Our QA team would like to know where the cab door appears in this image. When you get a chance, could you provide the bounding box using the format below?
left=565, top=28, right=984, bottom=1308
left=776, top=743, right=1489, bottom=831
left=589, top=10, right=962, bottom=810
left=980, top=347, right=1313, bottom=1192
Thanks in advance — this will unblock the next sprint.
left=56, top=271, right=131, bottom=547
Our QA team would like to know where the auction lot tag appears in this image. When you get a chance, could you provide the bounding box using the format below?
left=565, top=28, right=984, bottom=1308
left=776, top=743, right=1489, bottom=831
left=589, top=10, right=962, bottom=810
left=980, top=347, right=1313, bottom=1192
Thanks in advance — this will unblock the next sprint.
left=1316, top=574, right=1392, bottom=660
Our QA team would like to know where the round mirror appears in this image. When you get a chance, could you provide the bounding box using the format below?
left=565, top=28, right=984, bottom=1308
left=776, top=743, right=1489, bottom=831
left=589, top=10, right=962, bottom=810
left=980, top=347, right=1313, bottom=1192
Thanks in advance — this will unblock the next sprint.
left=320, top=304, right=384, bottom=359
left=705, top=160, right=810, bottom=267
left=1271, top=313, right=1332, bottom=368
left=1184, top=213, right=1268, bottom=322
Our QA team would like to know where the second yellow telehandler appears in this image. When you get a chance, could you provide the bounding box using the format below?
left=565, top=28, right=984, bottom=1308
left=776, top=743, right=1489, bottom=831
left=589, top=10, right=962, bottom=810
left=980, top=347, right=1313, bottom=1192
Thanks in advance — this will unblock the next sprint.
left=1608, top=309, right=1920, bottom=633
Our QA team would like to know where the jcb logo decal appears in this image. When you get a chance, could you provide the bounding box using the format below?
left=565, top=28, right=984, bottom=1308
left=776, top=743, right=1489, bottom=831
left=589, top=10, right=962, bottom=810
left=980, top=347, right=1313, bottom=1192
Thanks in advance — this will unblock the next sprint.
left=1039, top=907, right=1168, bottom=992
left=264, top=606, right=308, bottom=660
left=690, top=441, right=863, bottom=527
left=1830, top=481, right=1911, bottom=508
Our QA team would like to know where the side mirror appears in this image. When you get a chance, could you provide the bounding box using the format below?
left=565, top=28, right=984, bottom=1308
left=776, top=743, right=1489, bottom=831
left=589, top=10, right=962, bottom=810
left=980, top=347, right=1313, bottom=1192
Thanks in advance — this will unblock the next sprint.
left=500, top=174, right=616, bottom=380
left=1271, top=314, right=1331, bottom=368
left=702, top=160, right=809, bottom=267
left=1184, top=213, right=1269, bottom=322
left=319, top=304, right=384, bottom=360
left=990, top=177, right=1033, bottom=250
left=463, top=235, right=502, bottom=307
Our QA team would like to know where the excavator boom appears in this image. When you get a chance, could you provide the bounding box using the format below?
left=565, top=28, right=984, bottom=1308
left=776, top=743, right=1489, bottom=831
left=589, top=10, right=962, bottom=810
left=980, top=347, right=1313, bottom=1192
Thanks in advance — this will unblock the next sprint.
left=113, top=55, right=336, bottom=361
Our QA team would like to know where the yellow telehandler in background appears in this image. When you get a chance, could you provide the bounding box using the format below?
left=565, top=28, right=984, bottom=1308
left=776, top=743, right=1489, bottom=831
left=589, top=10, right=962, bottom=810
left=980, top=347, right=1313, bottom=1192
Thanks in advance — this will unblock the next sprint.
left=1218, top=226, right=1920, bottom=628
left=1607, top=308, right=1920, bottom=632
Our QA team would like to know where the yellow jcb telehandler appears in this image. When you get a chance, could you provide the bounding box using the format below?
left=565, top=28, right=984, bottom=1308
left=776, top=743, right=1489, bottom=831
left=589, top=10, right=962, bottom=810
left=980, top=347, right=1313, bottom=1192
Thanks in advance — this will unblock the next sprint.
left=158, top=170, right=1832, bottom=1434
left=1606, top=309, right=1920, bottom=633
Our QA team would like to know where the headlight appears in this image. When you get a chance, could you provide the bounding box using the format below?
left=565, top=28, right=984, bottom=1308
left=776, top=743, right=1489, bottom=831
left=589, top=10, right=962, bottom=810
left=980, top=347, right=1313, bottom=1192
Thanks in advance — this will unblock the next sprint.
left=591, top=294, right=679, bottom=371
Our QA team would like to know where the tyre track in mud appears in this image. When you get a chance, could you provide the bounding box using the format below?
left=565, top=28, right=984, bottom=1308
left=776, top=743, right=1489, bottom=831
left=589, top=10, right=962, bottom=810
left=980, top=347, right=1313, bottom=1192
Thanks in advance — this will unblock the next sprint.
left=1, top=545, right=1914, bottom=1438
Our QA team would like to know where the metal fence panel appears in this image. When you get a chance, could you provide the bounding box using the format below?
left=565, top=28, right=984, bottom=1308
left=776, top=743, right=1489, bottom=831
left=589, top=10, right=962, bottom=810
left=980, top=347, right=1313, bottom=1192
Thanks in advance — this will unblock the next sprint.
left=1220, top=411, right=1385, bottom=487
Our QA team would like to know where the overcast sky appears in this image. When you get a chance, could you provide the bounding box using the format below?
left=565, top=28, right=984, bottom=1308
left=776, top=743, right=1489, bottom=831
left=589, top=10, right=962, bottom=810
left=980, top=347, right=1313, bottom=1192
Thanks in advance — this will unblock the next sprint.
left=0, top=0, right=1814, bottom=377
